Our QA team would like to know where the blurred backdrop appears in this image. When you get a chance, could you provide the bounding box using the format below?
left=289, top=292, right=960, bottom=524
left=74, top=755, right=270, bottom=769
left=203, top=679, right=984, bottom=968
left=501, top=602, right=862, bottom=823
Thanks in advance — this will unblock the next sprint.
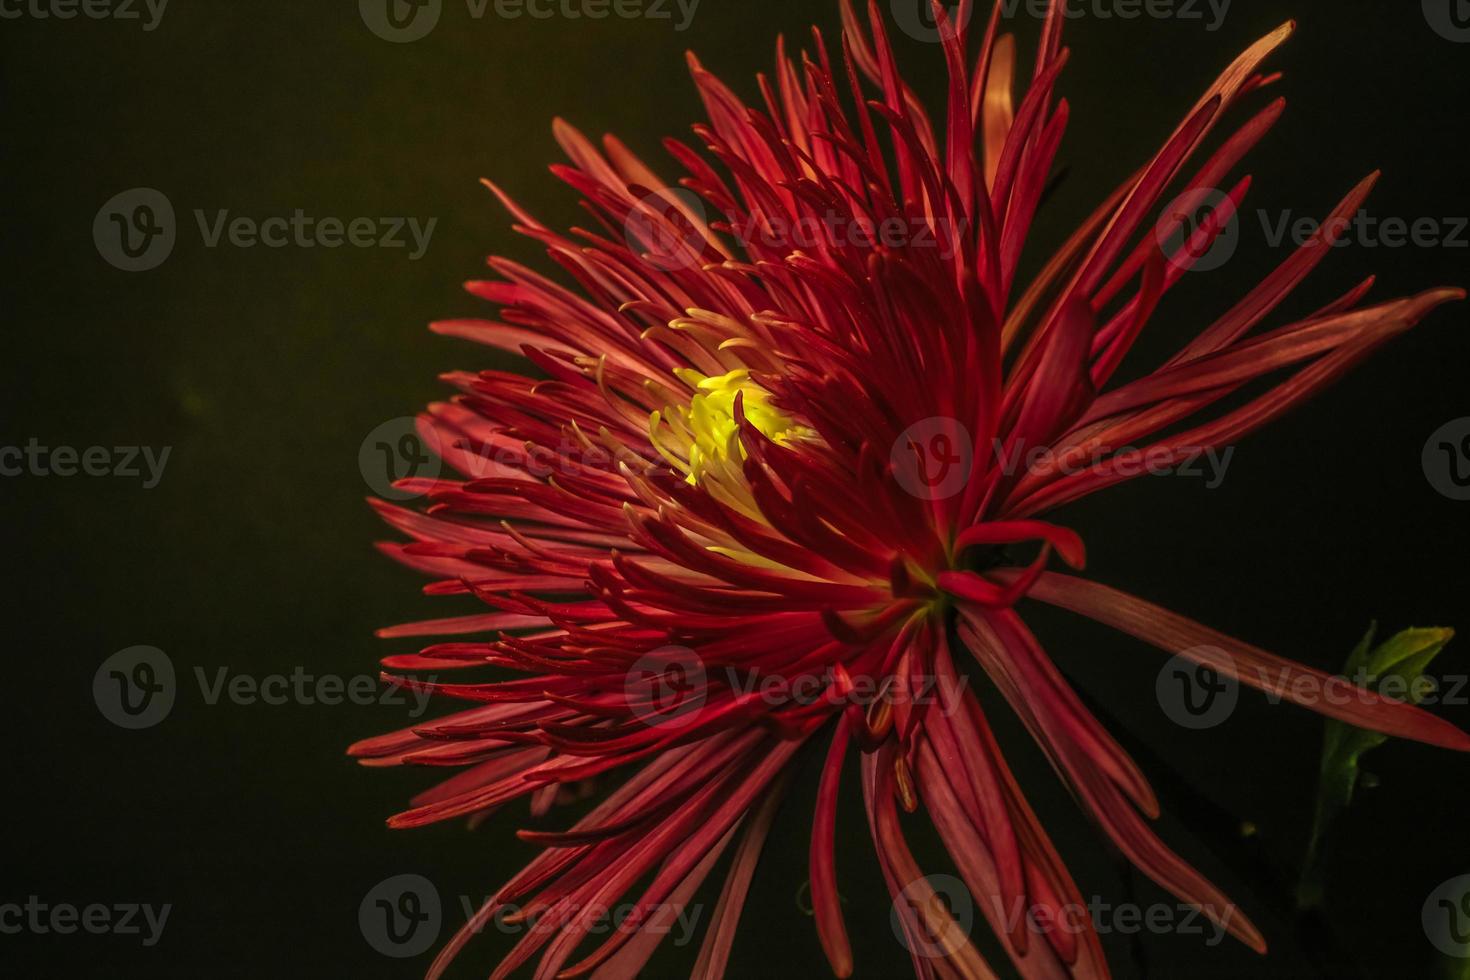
left=2, top=0, right=1469, bottom=976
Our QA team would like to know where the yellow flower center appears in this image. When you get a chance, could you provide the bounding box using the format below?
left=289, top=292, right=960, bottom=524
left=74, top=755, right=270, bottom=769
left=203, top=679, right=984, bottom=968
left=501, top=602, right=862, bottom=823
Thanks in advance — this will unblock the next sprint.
left=651, top=369, right=812, bottom=486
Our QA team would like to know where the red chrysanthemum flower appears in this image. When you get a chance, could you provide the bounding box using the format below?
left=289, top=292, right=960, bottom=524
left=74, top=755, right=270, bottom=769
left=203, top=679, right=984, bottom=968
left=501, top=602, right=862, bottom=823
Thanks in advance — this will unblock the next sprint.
left=352, top=3, right=1469, bottom=976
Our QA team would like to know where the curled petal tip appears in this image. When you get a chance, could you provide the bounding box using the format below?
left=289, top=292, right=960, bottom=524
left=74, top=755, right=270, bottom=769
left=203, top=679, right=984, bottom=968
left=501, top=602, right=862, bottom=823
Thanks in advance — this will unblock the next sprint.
left=1409, top=286, right=1468, bottom=314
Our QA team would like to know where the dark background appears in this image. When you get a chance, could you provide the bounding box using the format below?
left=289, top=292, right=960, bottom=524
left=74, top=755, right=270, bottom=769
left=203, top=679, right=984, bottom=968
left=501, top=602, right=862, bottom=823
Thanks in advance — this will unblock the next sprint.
left=3, top=0, right=1469, bottom=977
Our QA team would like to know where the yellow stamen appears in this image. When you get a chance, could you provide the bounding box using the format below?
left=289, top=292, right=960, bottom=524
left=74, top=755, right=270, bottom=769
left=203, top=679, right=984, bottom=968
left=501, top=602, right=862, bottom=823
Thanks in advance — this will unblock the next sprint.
left=651, top=369, right=814, bottom=486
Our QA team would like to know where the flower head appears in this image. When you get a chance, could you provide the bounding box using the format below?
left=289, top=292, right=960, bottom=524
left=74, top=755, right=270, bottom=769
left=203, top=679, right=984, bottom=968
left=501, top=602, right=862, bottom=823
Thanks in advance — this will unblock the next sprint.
left=352, top=2, right=1469, bottom=976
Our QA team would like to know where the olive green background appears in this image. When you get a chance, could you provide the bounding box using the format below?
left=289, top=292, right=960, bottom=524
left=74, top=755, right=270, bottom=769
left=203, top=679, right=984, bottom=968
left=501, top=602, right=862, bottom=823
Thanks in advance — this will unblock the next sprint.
left=3, top=0, right=1469, bottom=976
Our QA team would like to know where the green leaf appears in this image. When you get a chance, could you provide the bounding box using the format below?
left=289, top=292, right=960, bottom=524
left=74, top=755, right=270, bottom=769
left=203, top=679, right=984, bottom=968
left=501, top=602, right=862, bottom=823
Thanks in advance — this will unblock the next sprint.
left=1296, top=623, right=1455, bottom=911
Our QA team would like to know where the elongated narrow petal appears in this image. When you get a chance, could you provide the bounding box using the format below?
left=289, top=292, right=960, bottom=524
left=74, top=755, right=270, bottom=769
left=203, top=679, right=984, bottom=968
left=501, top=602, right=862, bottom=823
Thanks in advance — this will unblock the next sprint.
left=1019, top=571, right=1470, bottom=752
